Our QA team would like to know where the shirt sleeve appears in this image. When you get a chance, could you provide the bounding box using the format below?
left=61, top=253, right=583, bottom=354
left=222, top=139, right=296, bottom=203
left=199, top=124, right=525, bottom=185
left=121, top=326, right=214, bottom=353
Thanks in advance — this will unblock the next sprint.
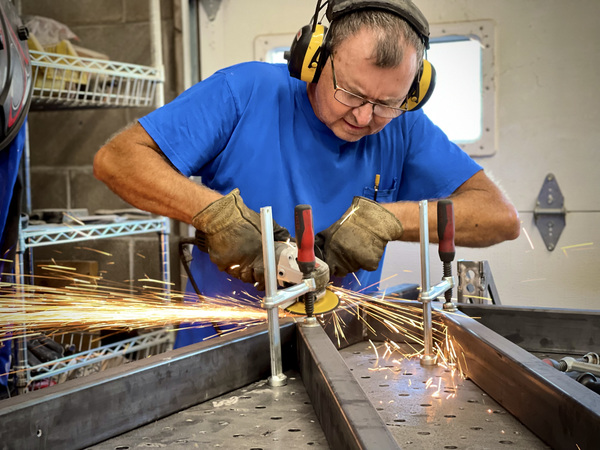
left=396, top=109, right=482, bottom=201
left=138, top=70, right=240, bottom=177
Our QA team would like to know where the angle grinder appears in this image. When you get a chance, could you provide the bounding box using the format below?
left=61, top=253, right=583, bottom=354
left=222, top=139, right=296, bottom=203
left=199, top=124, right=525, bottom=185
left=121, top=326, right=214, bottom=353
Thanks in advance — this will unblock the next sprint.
left=179, top=229, right=339, bottom=316
left=275, top=239, right=339, bottom=315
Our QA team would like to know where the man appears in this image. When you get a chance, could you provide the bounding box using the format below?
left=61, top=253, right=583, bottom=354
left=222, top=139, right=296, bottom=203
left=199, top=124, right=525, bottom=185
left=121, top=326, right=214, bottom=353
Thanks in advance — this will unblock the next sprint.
left=94, top=0, right=520, bottom=346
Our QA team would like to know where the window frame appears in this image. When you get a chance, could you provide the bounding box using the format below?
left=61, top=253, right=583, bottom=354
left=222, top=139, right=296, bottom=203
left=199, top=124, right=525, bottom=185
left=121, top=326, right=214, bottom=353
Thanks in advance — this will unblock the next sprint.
left=428, top=20, right=496, bottom=156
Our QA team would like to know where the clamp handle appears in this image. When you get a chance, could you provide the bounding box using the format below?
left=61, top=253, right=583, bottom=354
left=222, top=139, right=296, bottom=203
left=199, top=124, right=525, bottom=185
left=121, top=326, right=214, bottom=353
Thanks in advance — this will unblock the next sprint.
left=295, top=204, right=316, bottom=275
left=437, top=199, right=455, bottom=263
left=437, top=199, right=455, bottom=306
left=294, top=204, right=316, bottom=317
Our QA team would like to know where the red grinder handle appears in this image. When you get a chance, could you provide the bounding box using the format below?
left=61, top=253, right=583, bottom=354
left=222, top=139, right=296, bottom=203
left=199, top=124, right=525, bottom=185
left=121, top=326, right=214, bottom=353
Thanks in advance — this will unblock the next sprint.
left=295, top=204, right=316, bottom=275
left=437, top=199, right=455, bottom=263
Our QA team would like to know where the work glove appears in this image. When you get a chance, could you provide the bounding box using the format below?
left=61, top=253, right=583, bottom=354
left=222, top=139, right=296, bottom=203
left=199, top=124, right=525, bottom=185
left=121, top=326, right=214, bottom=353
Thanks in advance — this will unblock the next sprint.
left=315, top=197, right=403, bottom=278
left=192, top=189, right=290, bottom=290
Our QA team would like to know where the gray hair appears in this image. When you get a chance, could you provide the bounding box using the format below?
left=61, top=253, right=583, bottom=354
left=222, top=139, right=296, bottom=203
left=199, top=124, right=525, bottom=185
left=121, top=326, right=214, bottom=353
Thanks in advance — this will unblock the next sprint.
left=327, top=9, right=425, bottom=69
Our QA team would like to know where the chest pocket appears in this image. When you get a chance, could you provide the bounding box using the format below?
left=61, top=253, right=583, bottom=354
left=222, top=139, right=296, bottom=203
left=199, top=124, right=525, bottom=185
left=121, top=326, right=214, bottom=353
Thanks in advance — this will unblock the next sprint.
left=362, top=177, right=398, bottom=202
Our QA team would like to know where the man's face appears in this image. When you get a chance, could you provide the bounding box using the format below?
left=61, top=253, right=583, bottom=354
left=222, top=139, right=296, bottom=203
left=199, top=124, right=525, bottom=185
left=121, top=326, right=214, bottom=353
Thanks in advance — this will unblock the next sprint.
left=307, top=27, right=418, bottom=142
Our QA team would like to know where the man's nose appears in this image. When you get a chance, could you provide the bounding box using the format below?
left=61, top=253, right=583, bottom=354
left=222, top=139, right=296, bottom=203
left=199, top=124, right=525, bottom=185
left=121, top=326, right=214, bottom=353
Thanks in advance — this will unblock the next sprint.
left=352, top=102, right=373, bottom=125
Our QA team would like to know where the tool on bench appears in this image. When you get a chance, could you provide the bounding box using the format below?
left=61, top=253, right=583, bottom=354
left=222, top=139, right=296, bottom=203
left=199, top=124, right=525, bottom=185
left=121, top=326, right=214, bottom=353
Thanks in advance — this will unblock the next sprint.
left=274, top=243, right=339, bottom=315
left=542, top=352, right=600, bottom=394
left=259, top=203, right=339, bottom=386
left=419, top=198, right=457, bottom=366
left=180, top=210, right=339, bottom=316
left=294, top=205, right=316, bottom=317
left=437, top=199, right=456, bottom=311
left=286, top=205, right=339, bottom=316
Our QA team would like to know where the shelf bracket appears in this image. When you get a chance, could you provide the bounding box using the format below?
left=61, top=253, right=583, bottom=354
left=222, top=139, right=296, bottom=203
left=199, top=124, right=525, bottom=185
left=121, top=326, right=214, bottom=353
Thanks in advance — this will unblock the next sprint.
left=534, top=173, right=566, bottom=251
left=201, top=0, right=222, bottom=21
left=457, top=260, right=501, bottom=305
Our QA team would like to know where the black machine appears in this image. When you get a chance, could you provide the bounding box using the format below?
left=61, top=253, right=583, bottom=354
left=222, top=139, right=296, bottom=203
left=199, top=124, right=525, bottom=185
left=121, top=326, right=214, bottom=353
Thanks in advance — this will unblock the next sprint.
left=0, top=0, right=32, bottom=152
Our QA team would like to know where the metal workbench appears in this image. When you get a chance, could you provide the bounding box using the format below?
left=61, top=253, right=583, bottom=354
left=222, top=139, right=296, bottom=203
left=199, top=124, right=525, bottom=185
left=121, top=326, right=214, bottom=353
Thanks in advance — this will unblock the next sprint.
left=1, top=302, right=599, bottom=449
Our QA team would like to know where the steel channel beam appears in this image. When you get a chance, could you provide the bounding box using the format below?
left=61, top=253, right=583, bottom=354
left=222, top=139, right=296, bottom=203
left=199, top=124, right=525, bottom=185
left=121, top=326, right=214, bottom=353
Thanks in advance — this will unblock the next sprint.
left=297, top=324, right=400, bottom=450
left=0, top=322, right=296, bottom=450
left=320, top=303, right=366, bottom=349
left=457, top=303, right=600, bottom=354
left=443, top=309, right=600, bottom=449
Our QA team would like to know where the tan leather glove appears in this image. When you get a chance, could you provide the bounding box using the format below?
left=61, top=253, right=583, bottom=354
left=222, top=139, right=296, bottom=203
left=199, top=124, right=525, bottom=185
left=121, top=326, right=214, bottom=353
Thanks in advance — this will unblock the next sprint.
left=315, top=197, right=403, bottom=278
left=192, top=189, right=290, bottom=289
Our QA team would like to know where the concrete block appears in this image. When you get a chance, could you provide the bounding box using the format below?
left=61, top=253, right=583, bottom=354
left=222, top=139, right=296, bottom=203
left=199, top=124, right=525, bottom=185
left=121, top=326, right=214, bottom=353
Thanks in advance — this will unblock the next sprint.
left=133, top=236, right=182, bottom=293
left=124, top=0, right=173, bottom=23
left=31, top=238, right=132, bottom=285
left=21, top=0, right=123, bottom=26
left=124, top=107, right=157, bottom=123
left=72, top=22, right=152, bottom=66
left=28, top=110, right=132, bottom=167
left=69, top=170, right=128, bottom=213
left=32, top=235, right=180, bottom=293
left=33, top=260, right=99, bottom=289
left=159, top=21, right=178, bottom=100
left=132, top=238, right=163, bottom=282
left=30, top=169, right=69, bottom=210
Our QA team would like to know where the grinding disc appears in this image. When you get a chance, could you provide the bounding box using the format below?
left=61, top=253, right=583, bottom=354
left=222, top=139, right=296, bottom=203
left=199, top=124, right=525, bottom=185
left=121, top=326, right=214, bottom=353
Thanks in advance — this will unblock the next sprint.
left=284, top=288, right=340, bottom=315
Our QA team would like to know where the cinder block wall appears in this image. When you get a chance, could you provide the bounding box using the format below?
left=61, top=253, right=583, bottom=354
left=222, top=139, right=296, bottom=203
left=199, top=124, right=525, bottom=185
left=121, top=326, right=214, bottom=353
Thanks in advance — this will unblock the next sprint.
left=20, top=0, right=181, bottom=291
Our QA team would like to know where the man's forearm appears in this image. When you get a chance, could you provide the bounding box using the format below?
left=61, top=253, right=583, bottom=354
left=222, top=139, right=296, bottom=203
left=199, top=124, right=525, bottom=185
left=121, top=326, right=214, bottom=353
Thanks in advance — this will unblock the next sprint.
left=382, top=171, right=520, bottom=247
left=93, top=124, right=221, bottom=224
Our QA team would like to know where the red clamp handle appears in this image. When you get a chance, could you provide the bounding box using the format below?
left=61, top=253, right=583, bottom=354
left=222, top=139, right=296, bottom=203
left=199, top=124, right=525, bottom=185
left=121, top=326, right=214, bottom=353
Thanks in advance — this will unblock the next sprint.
left=437, top=199, right=455, bottom=263
left=295, top=204, right=315, bottom=275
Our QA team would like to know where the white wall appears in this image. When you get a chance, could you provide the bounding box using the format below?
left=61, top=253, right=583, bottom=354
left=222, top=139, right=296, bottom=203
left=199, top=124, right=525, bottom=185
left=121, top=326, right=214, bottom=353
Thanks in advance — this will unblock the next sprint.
left=199, top=0, right=600, bottom=310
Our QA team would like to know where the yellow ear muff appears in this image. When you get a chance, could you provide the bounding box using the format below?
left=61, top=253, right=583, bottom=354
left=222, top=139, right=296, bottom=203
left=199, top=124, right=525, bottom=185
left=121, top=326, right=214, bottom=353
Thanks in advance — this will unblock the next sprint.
left=404, top=59, right=436, bottom=111
left=298, top=24, right=327, bottom=83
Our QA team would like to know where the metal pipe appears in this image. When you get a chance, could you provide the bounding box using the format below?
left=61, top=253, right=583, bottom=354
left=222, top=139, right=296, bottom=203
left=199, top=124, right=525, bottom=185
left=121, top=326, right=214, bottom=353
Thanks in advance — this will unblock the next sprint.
left=179, top=0, right=193, bottom=90
left=264, top=280, right=314, bottom=310
left=561, top=357, right=600, bottom=377
left=419, top=200, right=436, bottom=366
left=260, top=207, right=287, bottom=387
left=420, top=277, right=454, bottom=302
left=159, top=218, right=171, bottom=298
left=159, top=217, right=173, bottom=349
left=149, top=0, right=165, bottom=108
left=583, top=352, right=600, bottom=365
left=14, top=228, right=29, bottom=393
left=419, top=200, right=430, bottom=294
left=24, top=121, right=31, bottom=215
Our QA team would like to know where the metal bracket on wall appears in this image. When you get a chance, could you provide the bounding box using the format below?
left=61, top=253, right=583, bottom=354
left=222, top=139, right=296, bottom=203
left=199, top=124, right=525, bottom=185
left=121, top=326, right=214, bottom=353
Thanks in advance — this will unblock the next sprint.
left=201, top=0, right=222, bottom=21
left=457, top=260, right=501, bottom=305
left=534, top=173, right=566, bottom=251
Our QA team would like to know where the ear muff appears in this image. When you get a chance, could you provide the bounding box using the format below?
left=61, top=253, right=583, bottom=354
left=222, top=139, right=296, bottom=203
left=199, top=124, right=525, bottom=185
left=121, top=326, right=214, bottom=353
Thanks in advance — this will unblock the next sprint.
left=286, top=23, right=328, bottom=83
left=404, top=59, right=436, bottom=111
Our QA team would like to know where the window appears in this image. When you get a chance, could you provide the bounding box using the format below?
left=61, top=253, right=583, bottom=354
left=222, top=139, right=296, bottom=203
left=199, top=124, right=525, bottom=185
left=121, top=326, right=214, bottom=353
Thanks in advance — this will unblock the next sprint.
left=423, top=37, right=482, bottom=143
left=254, top=20, right=495, bottom=156
left=265, top=46, right=289, bottom=64
left=254, top=34, right=296, bottom=64
left=427, top=20, right=496, bottom=156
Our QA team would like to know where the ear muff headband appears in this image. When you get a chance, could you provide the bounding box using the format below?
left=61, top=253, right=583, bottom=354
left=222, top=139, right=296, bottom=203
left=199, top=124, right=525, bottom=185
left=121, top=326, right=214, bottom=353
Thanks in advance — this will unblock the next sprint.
left=404, top=59, right=436, bottom=111
left=326, top=0, right=430, bottom=49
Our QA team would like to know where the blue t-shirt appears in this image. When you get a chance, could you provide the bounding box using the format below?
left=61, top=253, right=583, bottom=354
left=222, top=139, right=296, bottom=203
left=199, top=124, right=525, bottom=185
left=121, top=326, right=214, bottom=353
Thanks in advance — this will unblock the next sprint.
left=139, top=62, right=481, bottom=301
